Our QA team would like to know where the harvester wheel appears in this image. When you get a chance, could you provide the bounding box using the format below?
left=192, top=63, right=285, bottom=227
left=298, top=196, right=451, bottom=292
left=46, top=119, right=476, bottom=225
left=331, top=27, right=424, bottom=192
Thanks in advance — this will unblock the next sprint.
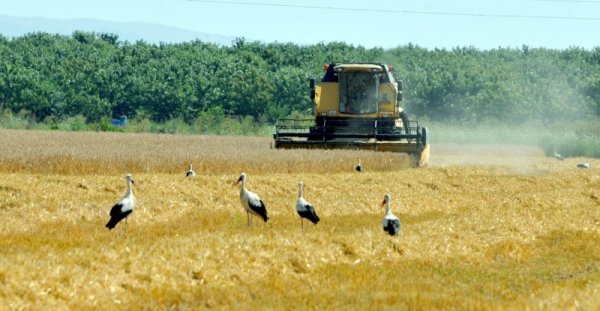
left=418, top=127, right=430, bottom=167
left=418, top=144, right=430, bottom=167
left=307, top=126, right=323, bottom=141
left=409, top=152, right=420, bottom=167
left=400, top=111, right=410, bottom=134
left=421, top=127, right=429, bottom=145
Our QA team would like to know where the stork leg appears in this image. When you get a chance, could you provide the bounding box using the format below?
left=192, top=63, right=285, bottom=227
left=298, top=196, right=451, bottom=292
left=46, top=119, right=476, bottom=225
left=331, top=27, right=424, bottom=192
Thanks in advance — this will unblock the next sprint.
left=301, top=218, right=304, bottom=231
left=247, top=211, right=251, bottom=227
left=125, top=218, right=129, bottom=237
left=121, top=223, right=126, bottom=238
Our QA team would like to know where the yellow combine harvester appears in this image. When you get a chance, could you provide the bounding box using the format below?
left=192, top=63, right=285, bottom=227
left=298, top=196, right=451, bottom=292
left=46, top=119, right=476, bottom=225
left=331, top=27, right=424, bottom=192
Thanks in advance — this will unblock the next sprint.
left=273, top=63, right=430, bottom=167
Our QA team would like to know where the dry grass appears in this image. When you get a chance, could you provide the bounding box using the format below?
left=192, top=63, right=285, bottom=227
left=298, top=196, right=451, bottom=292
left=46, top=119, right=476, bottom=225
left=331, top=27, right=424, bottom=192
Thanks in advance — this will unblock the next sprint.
left=1, top=129, right=599, bottom=310
left=0, top=129, right=413, bottom=175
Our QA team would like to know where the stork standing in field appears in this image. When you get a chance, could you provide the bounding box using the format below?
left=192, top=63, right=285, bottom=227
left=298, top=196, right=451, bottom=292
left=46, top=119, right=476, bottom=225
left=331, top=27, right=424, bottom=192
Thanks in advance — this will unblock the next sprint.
left=577, top=160, right=590, bottom=169
left=296, top=181, right=320, bottom=230
left=381, top=193, right=401, bottom=236
left=554, top=151, right=564, bottom=161
left=186, top=163, right=196, bottom=177
left=553, top=147, right=564, bottom=160
left=236, top=173, right=268, bottom=227
left=355, top=159, right=363, bottom=173
left=106, top=174, right=136, bottom=237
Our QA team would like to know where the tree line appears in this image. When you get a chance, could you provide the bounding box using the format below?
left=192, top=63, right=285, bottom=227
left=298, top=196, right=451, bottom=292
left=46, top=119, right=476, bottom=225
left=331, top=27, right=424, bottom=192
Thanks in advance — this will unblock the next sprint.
left=0, top=31, right=599, bottom=127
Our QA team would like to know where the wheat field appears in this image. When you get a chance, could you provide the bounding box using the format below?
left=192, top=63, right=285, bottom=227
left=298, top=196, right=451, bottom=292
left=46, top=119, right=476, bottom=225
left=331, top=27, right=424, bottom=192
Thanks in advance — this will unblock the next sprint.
left=0, top=129, right=599, bottom=310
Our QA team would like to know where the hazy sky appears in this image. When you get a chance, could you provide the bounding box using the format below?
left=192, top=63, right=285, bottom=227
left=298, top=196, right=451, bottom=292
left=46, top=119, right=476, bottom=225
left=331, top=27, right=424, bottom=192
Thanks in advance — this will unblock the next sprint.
left=3, top=0, right=600, bottom=49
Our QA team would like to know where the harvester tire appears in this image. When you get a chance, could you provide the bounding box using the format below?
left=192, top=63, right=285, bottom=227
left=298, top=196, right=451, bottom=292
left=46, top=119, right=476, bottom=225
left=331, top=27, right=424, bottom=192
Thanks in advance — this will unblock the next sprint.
left=307, top=126, right=323, bottom=141
left=421, top=127, right=429, bottom=145
left=400, top=111, right=410, bottom=134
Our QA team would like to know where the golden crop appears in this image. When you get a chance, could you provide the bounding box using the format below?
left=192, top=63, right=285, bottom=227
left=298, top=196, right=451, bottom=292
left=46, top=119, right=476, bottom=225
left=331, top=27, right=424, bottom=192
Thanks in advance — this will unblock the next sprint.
left=0, top=129, right=599, bottom=310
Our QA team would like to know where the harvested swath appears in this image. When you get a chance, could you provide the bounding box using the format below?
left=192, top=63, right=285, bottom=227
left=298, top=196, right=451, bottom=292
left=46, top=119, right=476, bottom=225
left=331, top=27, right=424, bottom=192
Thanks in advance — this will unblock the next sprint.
left=1, top=130, right=600, bottom=310
left=2, top=166, right=599, bottom=309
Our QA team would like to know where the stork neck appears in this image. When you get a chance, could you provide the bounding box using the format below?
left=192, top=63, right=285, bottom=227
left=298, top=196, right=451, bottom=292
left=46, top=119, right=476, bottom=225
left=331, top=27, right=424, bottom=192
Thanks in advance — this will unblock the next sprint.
left=127, top=180, right=133, bottom=195
left=240, top=178, right=246, bottom=191
left=298, top=183, right=304, bottom=198
left=385, top=202, right=391, bottom=215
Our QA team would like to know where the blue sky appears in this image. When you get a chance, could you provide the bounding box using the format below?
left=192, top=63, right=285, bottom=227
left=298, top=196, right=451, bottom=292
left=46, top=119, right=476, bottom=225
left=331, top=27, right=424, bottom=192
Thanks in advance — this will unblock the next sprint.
left=2, top=0, right=600, bottom=49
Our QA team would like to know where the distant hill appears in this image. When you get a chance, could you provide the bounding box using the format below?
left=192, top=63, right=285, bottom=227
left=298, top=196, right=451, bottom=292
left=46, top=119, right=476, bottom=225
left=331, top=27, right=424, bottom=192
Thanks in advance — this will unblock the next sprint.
left=0, top=15, right=237, bottom=45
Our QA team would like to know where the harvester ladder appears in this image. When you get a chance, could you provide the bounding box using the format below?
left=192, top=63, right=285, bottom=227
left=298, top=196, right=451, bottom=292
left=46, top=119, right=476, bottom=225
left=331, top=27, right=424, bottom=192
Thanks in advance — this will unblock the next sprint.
left=322, top=118, right=327, bottom=142
left=374, top=120, right=379, bottom=152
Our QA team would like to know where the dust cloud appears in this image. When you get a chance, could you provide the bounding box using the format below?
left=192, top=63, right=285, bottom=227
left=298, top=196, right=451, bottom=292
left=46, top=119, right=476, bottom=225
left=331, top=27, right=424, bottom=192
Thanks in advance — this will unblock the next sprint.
left=429, top=143, right=553, bottom=174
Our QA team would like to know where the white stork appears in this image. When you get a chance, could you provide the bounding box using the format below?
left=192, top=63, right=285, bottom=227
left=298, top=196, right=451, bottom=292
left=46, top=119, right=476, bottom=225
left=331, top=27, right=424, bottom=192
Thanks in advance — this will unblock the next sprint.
left=381, top=193, right=401, bottom=236
left=553, top=147, right=564, bottom=160
left=236, top=173, right=268, bottom=227
left=296, top=181, right=320, bottom=230
left=186, top=163, right=196, bottom=177
left=577, top=160, right=590, bottom=169
left=106, top=174, right=136, bottom=236
left=355, top=159, right=363, bottom=173
left=554, top=152, right=564, bottom=160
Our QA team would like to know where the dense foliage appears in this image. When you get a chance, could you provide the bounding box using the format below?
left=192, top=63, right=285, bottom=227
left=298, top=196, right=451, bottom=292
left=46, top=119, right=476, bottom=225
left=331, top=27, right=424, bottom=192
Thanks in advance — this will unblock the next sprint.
left=385, top=44, right=600, bottom=123
left=1, top=31, right=599, bottom=127
left=0, top=32, right=381, bottom=125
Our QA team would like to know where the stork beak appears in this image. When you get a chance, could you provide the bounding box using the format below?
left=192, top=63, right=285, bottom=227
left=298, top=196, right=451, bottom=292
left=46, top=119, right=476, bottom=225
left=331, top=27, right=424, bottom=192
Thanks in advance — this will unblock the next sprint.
left=380, top=200, right=386, bottom=207
left=131, top=179, right=135, bottom=185
left=235, top=177, right=241, bottom=186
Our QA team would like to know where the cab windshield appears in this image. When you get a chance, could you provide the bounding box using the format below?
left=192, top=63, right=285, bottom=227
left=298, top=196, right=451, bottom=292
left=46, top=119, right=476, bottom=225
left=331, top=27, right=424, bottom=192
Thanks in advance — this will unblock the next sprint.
left=339, top=71, right=379, bottom=114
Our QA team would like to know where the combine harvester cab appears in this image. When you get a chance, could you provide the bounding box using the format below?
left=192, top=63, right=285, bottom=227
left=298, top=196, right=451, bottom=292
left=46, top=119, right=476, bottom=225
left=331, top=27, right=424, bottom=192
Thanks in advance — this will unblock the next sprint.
left=273, top=63, right=430, bottom=167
